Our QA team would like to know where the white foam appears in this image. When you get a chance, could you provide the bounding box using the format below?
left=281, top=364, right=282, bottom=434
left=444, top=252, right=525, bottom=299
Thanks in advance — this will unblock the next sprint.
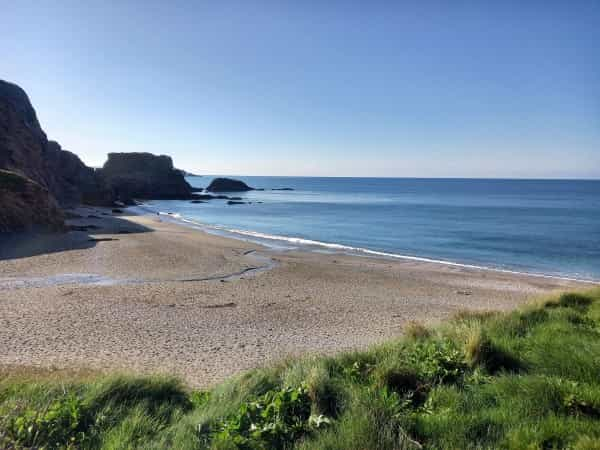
left=150, top=208, right=599, bottom=285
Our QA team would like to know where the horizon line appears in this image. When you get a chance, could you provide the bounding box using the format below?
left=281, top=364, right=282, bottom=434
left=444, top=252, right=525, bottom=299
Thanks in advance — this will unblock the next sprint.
left=184, top=174, right=600, bottom=181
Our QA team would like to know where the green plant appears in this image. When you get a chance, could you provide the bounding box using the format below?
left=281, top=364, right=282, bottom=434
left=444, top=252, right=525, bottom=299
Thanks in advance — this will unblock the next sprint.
left=203, top=384, right=330, bottom=449
left=406, top=339, right=466, bottom=384
left=4, top=393, right=86, bottom=449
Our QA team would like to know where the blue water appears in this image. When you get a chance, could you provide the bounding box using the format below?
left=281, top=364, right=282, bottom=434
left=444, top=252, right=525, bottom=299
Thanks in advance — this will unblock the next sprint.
left=146, top=177, right=600, bottom=281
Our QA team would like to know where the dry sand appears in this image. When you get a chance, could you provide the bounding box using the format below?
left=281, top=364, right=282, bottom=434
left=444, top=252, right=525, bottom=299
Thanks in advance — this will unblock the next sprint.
left=0, top=206, right=592, bottom=387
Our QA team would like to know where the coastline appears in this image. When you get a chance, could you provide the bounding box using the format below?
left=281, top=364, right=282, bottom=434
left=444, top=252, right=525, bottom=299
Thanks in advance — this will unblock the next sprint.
left=145, top=203, right=600, bottom=285
left=0, top=206, right=592, bottom=387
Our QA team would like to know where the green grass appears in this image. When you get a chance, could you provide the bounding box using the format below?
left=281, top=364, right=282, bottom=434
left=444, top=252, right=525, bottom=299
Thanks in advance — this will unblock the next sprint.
left=2, top=288, right=600, bottom=449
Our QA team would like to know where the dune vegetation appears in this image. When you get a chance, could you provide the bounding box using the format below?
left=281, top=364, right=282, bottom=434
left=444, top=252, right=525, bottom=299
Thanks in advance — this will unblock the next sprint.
left=2, top=288, right=600, bottom=449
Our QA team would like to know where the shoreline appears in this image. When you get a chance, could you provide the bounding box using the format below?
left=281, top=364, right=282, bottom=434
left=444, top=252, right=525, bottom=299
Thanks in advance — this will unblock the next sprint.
left=143, top=204, right=600, bottom=286
left=0, top=206, right=592, bottom=387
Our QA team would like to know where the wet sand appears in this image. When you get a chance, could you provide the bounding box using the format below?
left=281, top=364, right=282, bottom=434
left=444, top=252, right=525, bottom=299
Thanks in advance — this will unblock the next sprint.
left=0, top=207, right=591, bottom=387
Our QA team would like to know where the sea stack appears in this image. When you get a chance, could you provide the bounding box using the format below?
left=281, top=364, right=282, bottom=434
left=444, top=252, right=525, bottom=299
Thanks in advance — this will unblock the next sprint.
left=206, top=177, right=254, bottom=192
left=99, top=152, right=193, bottom=203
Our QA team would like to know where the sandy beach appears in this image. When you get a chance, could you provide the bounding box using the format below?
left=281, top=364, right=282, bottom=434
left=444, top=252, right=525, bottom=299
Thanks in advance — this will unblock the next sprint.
left=0, top=207, right=591, bottom=388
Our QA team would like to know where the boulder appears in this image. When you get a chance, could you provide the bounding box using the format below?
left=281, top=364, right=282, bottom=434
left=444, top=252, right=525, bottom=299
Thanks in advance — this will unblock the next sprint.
left=206, top=178, right=253, bottom=192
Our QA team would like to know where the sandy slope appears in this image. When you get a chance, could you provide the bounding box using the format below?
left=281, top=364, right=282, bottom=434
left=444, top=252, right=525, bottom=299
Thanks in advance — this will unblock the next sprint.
left=0, top=207, right=590, bottom=387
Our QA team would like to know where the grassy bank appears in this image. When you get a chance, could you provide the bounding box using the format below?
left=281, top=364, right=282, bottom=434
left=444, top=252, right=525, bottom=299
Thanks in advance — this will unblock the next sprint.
left=2, top=288, right=600, bottom=449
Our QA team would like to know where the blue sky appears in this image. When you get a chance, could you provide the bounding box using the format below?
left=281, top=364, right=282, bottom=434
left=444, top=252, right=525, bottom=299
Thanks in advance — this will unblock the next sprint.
left=3, top=1, right=599, bottom=178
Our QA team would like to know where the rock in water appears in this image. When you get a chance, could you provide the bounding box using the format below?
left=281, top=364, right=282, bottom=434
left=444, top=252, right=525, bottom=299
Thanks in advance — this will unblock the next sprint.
left=99, top=152, right=193, bottom=202
left=206, top=178, right=253, bottom=192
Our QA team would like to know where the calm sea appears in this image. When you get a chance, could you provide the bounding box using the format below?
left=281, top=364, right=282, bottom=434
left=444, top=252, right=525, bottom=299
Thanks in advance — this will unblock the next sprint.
left=144, top=177, right=600, bottom=281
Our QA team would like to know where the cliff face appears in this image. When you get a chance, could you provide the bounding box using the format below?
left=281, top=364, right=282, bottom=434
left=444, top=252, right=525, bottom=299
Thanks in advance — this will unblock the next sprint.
left=0, top=79, right=194, bottom=232
left=0, top=80, right=107, bottom=208
left=0, top=169, right=65, bottom=232
left=100, top=152, right=192, bottom=202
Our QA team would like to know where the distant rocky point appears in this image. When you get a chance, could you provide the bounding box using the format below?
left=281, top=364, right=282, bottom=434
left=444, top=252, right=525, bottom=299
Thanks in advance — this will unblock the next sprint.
left=206, top=178, right=254, bottom=192
left=100, top=152, right=193, bottom=203
left=176, top=169, right=201, bottom=177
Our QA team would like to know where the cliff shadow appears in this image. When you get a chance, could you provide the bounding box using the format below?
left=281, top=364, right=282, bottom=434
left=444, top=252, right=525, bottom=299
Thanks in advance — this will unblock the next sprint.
left=0, top=208, right=152, bottom=260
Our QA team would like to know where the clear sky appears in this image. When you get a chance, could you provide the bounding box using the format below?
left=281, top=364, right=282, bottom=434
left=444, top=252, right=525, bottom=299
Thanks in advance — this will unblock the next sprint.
left=3, top=1, right=599, bottom=178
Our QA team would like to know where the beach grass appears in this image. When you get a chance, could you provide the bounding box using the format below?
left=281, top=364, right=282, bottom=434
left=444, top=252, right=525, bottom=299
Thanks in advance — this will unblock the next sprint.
left=2, top=288, right=600, bottom=449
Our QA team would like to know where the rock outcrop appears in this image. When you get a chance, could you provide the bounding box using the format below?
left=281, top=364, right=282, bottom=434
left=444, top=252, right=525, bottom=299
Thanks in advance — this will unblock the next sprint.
left=0, top=169, right=65, bottom=232
left=0, top=79, right=196, bottom=232
left=0, top=80, right=107, bottom=208
left=99, top=153, right=193, bottom=202
left=206, top=177, right=253, bottom=192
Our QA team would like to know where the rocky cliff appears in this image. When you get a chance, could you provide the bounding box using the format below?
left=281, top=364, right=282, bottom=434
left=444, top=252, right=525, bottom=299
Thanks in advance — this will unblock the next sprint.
left=0, top=80, right=106, bottom=208
left=0, top=169, right=65, bottom=232
left=99, top=152, right=193, bottom=202
left=0, top=80, right=195, bottom=231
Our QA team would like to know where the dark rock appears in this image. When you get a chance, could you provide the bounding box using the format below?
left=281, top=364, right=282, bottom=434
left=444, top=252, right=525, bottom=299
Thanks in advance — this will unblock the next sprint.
left=192, top=194, right=217, bottom=200
left=227, top=200, right=246, bottom=205
left=206, top=178, right=253, bottom=192
left=69, top=224, right=100, bottom=231
left=176, top=169, right=201, bottom=177
left=229, top=196, right=243, bottom=200
left=0, top=79, right=113, bottom=230
left=190, top=200, right=206, bottom=204
left=0, top=169, right=65, bottom=232
left=99, top=152, right=193, bottom=202
left=64, top=211, right=83, bottom=219
left=272, top=187, right=294, bottom=191
left=88, top=237, right=118, bottom=242
left=87, top=214, right=101, bottom=219
left=112, top=208, right=123, bottom=214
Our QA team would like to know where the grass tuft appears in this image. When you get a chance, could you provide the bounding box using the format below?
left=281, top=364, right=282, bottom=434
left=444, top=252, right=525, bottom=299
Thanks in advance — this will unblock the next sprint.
left=404, top=321, right=431, bottom=341
left=464, top=327, right=522, bottom=374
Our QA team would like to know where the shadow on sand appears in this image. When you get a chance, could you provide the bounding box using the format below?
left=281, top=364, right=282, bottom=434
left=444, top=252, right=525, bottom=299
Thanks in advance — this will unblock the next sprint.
left=0, top=210, right=152, bottom=260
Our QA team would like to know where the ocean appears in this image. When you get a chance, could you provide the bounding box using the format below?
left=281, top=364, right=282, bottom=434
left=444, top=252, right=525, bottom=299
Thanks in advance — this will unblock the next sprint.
left=143, top=176, right=600, bottom=282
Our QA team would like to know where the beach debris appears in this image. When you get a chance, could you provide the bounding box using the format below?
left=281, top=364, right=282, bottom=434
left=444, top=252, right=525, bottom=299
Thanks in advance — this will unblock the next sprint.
left=204, top=302, right=237, bottom=308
